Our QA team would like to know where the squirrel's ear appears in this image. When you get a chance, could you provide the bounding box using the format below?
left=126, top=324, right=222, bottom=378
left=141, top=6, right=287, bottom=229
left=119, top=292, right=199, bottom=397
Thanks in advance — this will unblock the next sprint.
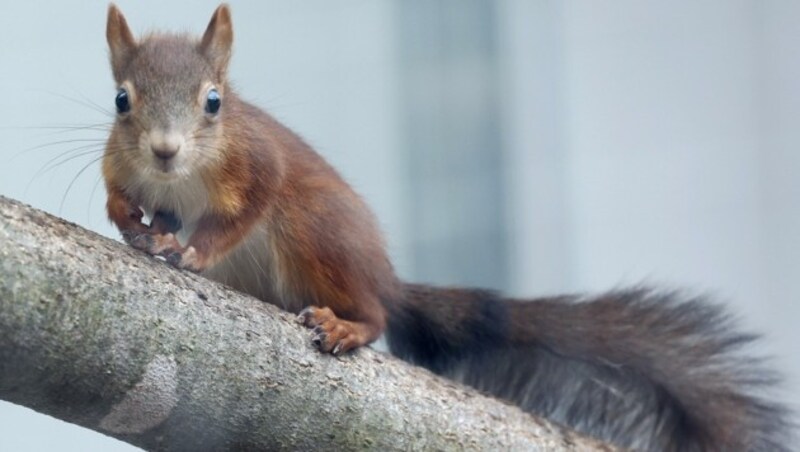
left=199, top=4, right=234, bottom=79
left=106, top=4, right=136, bottom=80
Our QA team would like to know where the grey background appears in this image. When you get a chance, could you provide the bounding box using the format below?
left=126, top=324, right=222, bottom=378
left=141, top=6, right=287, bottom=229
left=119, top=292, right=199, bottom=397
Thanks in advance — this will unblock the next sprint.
left=0, top=1, right=798, bottom=449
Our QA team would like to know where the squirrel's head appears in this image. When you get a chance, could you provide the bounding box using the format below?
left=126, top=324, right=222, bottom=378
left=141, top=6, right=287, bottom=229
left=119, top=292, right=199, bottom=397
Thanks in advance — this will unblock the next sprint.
left=105, top=4, right=233, bottom=181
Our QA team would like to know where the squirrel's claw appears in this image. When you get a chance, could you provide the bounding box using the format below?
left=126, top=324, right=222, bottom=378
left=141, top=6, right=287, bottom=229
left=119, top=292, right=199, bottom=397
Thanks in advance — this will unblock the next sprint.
left=127, top=231, right=181, bottom=256
left=298, top=306, right=361, bottom=356
left=129, top=232, right=155, bottom=251
left=166, top=246, right=206, bottom=273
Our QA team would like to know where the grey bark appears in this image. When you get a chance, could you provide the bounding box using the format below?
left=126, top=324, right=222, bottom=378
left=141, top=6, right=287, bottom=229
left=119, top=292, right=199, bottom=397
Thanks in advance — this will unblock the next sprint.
left=0, top=195, right=611, bottom=451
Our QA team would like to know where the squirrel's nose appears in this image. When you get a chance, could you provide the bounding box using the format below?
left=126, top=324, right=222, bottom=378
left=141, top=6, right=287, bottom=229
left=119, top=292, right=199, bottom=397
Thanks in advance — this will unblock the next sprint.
left=149, top=131, right=184, bottom=161
left=152, top=145, right=180, bottom=160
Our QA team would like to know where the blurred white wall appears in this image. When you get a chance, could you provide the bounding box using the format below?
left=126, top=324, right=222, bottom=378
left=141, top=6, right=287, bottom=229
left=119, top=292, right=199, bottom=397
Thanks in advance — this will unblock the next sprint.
left=0, top=1, right=797, bottom=450
left=501, top=0, right=799, bottom=428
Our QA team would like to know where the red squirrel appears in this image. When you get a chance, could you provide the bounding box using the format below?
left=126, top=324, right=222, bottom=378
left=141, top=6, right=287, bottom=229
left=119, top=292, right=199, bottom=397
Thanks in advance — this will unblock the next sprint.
left=102, top=5, right=791, bottom=450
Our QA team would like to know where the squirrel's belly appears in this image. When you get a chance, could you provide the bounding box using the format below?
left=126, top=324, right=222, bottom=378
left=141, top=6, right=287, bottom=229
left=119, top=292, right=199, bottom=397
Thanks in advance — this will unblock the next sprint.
left=201, top=223, right=305, bottom=313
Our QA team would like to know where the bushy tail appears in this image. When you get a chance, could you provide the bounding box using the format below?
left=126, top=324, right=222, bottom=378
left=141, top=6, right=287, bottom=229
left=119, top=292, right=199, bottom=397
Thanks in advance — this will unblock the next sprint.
left=385, top=284, right=793, bottom=451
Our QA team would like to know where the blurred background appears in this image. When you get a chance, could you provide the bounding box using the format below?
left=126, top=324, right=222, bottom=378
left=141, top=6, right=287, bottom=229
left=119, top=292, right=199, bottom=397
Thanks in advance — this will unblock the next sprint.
left=1, top=1, right=798, bottom=449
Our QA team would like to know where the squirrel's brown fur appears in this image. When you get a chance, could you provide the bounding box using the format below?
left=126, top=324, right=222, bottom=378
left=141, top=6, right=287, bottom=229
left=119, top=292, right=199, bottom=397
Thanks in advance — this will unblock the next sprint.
left=102, top=5, right=793, bottom=450
left=104, top=5, right=396, bottom=354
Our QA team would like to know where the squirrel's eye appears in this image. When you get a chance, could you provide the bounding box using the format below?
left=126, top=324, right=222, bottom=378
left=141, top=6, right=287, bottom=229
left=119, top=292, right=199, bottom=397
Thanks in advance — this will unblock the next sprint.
left=206, top=89, right=221, bottom=114
left=115, top=89, right=130, bottom=114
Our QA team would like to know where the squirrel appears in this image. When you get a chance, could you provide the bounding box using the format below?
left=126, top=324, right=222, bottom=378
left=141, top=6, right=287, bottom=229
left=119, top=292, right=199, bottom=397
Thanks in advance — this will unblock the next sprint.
left=102, top=4, right=792, bottom=450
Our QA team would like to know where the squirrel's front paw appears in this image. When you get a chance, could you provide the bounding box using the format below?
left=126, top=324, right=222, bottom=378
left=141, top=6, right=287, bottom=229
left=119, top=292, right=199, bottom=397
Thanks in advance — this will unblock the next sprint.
left=166, top=246, right=206, bottom=273
left=126, top=232, right=206, bottom=273
left=125, top=231, right=182, bottom=257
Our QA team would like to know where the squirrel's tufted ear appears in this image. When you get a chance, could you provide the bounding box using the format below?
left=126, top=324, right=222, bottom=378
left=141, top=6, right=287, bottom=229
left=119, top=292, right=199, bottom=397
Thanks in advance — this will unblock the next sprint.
left=199, top=4, right=234, bottom=81
left=106, top=4, right=136, bottom=81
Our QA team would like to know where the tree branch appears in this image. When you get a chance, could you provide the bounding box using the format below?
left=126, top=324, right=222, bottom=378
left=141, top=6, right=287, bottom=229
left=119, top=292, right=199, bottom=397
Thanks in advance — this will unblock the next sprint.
left=0, top=195, right=610, bottom=451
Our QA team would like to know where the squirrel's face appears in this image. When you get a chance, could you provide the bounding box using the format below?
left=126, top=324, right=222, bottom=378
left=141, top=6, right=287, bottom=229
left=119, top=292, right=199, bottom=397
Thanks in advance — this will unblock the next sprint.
left=107, top=37, right=226, bottom=181
left=104, top=5, right=233, bottom=184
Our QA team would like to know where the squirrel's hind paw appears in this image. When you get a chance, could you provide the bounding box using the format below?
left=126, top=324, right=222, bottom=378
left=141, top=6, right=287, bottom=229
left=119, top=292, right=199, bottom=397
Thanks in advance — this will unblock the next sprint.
left=298, top=306, right=370, bottom=356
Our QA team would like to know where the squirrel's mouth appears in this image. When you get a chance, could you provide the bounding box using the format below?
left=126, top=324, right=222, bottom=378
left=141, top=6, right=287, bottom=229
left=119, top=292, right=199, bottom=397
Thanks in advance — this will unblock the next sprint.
left=153, top=157, right=177, bottom=175
left=145, top=159, right=181, bottom=180
left=145, top=157, right=193, bottom=182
